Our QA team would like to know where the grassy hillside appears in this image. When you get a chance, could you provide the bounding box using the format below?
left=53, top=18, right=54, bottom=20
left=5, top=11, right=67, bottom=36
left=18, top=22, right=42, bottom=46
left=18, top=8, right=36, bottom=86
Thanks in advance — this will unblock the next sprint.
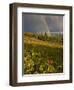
left=24, top=32, right=63, bottom=74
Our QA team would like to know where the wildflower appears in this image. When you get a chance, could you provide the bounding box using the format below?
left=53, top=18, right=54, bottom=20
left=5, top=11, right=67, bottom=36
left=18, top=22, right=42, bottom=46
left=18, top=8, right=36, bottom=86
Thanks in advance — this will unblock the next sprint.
left=48, top=58, right=54, bottom=65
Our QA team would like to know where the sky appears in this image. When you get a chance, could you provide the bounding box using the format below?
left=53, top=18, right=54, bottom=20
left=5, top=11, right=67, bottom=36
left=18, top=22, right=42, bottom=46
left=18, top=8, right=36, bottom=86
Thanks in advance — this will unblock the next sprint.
left=22, top=13, right=63, bottom=33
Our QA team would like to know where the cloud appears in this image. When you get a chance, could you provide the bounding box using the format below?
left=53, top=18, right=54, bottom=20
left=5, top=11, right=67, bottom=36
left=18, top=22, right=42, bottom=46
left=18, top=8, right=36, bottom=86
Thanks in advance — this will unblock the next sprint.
left=22, top=13, right=63, bottom=33
left=45, top=15, right=63, bottom=32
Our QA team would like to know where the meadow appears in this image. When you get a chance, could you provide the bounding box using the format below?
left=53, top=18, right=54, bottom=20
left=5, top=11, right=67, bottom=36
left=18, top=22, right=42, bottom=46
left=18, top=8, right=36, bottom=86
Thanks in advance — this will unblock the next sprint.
left=24, top=32, right=63, bottom=74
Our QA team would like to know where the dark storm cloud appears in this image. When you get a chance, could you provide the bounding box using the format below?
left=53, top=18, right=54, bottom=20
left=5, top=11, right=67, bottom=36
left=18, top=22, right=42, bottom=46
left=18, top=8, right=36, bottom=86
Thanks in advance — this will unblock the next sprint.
left=22, top=13, right=63, bottom=33
left=45, top=15, right=63, bottom=32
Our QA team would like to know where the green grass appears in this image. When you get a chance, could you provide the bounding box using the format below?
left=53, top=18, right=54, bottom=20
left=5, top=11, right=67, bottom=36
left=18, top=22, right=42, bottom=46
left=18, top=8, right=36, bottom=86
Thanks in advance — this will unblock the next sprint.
left=24, top=32, right=63, bottom=74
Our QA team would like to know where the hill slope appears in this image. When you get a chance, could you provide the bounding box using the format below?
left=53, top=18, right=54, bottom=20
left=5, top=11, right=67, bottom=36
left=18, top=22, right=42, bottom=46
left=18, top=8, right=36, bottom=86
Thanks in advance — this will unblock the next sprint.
left=24, top=33, right=63, bottom=74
